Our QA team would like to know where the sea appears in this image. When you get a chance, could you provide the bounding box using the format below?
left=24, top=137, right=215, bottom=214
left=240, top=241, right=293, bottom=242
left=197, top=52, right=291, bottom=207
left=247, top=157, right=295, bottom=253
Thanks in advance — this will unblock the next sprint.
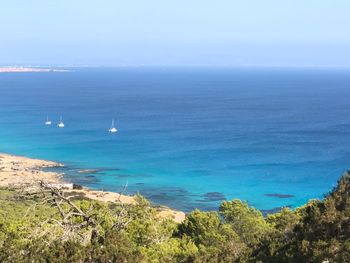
left=0, top=67, right=349, bottom=213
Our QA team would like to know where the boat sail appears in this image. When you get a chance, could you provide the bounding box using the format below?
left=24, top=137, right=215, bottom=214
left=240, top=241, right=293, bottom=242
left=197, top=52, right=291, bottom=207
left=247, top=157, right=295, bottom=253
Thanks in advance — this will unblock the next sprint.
left=58, top=116, right=65, bottom=128
left=45, top=115, right=52, bottom=125
left=108, top=119, right=118, bottom=133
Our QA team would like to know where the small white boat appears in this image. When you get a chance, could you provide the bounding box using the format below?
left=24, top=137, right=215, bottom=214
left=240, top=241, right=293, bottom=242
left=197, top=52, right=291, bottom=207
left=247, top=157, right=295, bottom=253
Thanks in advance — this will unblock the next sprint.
left=58, top=116, right=65, bottom=128
left=108, top=119, right=118, bottom=133
left=45, top=115, right=52, bottom=125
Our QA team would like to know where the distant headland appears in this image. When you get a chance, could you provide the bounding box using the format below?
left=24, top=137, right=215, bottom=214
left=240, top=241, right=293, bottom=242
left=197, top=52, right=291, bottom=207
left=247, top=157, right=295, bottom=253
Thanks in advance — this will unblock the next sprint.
left=0, top=66, right=69, bottom=73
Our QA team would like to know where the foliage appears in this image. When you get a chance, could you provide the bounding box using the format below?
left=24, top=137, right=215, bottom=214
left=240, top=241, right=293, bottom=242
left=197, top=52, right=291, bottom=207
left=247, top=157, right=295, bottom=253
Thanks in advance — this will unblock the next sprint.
left=252, top=172, right=350, bottom=262
left=0, top=171, right=350, bottom=262
left=177, top=209, right=244, bottom=262
left=219, top=199, right=272, bottom=246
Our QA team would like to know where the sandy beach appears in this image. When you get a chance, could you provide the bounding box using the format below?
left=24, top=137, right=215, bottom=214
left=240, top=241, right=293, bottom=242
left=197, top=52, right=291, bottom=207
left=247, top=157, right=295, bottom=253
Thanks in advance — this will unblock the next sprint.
left=0, top=153, right=185, bottom=223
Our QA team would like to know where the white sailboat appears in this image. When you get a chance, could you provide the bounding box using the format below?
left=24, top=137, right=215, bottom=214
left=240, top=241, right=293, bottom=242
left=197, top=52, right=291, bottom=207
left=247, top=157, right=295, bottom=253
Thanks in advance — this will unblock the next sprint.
left=58, top=116, right=65, bottom=128
left=45, top=115, right=52, bottom=125
left=108, top=119, right=118, bottom=133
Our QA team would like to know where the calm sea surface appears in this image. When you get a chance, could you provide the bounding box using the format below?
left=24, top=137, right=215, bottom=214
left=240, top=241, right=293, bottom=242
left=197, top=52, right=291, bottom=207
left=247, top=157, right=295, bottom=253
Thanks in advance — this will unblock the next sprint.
left=0, top=67, right=349, bottom=212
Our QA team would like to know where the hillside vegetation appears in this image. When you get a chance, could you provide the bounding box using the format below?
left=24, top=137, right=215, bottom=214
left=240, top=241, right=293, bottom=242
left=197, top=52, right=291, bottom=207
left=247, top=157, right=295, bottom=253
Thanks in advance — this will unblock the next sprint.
left=1, top=172, right=350, bottom=262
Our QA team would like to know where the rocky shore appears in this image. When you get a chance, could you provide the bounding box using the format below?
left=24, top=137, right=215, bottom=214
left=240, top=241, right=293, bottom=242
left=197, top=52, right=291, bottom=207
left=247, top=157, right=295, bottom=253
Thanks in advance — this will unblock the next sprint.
left=0, top=153, right=185, bottom=223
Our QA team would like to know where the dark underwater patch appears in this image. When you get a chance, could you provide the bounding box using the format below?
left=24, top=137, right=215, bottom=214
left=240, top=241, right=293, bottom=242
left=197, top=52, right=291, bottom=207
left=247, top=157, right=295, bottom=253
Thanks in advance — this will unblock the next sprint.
left=261, top=205, right=292, bottom=216
left=112, top=173, right=152, bottom=178
left=77, top=169, right=102, bottom=174
left=265, top=193, right=295, bottom=198
left=69, top=175, right=100, bottom=184
left=197, top=192, right=226, bottom=202
left=148, top=194, right=176, bottom=202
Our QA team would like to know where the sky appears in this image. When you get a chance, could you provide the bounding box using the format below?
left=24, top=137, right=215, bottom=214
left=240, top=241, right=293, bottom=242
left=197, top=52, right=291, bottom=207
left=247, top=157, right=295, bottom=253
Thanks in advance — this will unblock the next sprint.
left=1, top=0, right=350, bottom=67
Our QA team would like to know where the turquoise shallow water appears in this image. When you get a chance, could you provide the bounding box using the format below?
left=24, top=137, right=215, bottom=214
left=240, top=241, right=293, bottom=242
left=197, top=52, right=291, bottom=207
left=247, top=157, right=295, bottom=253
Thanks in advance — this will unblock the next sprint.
left=0, top=67, right=349, bottom=212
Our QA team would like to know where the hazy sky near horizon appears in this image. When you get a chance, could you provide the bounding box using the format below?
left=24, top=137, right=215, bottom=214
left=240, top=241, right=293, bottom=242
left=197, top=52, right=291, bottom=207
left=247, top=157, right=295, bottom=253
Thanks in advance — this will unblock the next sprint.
left=1, top=0, right=350, bottom=67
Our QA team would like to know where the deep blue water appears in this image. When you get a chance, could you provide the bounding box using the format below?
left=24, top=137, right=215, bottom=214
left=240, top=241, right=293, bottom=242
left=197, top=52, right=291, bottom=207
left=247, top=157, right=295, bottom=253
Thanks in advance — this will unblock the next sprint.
left=0, top=67, right=349, bottom=212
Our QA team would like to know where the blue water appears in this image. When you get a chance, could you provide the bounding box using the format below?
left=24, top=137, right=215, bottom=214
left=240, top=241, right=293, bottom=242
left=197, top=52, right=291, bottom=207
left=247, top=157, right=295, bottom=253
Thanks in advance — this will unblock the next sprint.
left=0, top=67, right=350, bottom=212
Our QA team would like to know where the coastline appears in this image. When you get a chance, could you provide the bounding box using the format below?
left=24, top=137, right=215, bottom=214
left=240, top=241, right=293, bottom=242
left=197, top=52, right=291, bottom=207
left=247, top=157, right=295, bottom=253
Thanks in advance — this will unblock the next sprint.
left=0, top=153, right=185, bottom=223
left=0, top=67, right=69, bottom=73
